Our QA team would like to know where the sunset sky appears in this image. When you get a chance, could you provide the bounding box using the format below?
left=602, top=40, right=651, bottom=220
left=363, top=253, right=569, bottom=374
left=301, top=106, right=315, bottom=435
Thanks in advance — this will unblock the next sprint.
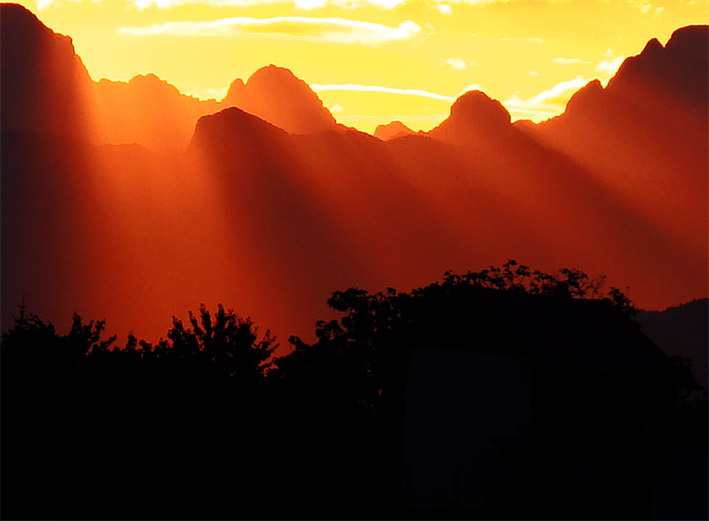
left=14, top=0, right=709, bottom=132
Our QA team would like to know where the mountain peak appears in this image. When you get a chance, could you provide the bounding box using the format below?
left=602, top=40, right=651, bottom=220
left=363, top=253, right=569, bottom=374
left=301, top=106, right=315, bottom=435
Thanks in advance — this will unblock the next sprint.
left=190, top=106, right=289, bottom=148
left=247, top=64, right=301, bottom=85
left=221, top=65, right=337, bottom=134
left=449, top=90, right=511, bottom=127
left=374, top=120, right=415, bottom=140
left=224, top=78, right=245, bottom=101
left=563, top=79, right=604, bottom=116
left=1, top=2, right=92, bottom=137
left=428, top=90, right=512, bottom=145
left=665, top=25, right=708, bottom=56
left=125, top=73, right=183, bottom=96
left=640, top=37, right=664, bottom=56
left=607, top=24, right=708, bottom=110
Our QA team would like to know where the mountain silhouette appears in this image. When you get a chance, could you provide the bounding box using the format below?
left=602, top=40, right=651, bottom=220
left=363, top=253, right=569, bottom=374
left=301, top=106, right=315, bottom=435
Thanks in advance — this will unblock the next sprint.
left=374, top=120, right=415, bottom=141
left=607, top=25, right=708, bottom=111
left=428, top=90, right=513, bottom=145
left=1, top=3, right=707, bottom=344
left=523, top=24, right=708, bottom=308
left=638, top=299, right=709, bottom=389
left=222, top=65, right=339, bottom=135
left=93, top=74, right=219, bottom=152
left=1, top=4, right=340, bottom=152
left=91, top=65, right=339, bottom=151
left=0, top=3, right=92, bottom=139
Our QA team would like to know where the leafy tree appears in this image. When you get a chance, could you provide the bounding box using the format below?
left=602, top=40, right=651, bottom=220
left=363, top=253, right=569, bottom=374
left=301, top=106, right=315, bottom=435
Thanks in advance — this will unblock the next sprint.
left=444, top=259, right=633, bottom=313
left=2, top=304, right=119, bottom=382
left=275, top=260, right=636, bottom=417
left=1, top=303, right=59, bottom=383
left=164, top=304, right=277, bottom=381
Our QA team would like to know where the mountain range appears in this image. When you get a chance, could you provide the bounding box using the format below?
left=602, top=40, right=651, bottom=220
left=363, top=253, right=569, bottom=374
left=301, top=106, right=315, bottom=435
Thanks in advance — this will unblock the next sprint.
left=2, top=2, right=707, bottom=345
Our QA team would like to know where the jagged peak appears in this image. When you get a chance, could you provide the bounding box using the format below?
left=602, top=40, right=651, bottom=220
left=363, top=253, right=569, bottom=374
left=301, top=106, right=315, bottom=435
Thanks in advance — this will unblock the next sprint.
left=374, top=120, right=415, bottom=141
left=220, top=64, right=337, bottom=134
left=1, top=2, right=82, bottom=56
left=247, top=64, right=301, bottom=84
left=640, top=37, right=664, bottom=55
left=191, top=106, right=287, bottom=142
left=665, top=24, right=708, bottom=55
left=427, top=89, right=513, bottom=145
left=449, top=90, right=511, bottom=126
left=224, top=77, right=245, bottom=101
left=563, top=79, right=604, bottom=115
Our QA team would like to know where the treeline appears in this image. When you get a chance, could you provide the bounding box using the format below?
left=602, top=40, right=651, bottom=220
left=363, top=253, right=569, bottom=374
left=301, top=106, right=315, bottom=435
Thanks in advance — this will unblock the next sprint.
left=0, top=262, right=694, bottom=519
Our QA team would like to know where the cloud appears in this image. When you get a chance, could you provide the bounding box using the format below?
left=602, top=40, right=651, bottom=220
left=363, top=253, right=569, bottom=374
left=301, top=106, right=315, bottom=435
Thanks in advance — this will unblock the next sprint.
left=595, top=55, right=626, bottom=84
left=129, top=0, right=408, bottom=8
left=437, top=3, right=453, bottom=14
left=528, top=71, right=539, bottom=77
left=456, top=83, right=485, bottom=96
left=631, top=0, right=665, bottom=16
left=200, top=87, right=229, bottom=100
left=119, top=17, right=422, bottom=45
left=329, top=103, right=345, bottom=113
left=527, top=76, right=588, bottom=105
left=503, top=76, right=588, bottom=121
left=39, top=0, right=683, bottom=12
left=551, top=57, right=590, bottom=65
left=439, top=57, right=472, bottom=70
left=497, top=37, right=544, bottom=43
left=45, top=0, right=646, bottom=11
left=295, top=0, right=407, bottom=8
left=293, top=0, right=326, bottom=7
left=310, top=83, right=455, bottom=102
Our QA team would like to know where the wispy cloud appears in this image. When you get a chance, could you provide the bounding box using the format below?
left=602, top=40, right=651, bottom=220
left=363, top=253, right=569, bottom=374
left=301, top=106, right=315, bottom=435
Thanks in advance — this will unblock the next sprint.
left=49, top=0, right=586, bottom=11
left=503, top=76, right=588, bottom=121
left=456, top=83, right=485, bottom=96
left=552, top=57, right=590, bottom=65
left=525, top=76, right=588, bottom=105
left=595, top=55, right=626, bottom=84
left=437, top=3, right=453, bottom=14
left=129, top=0, right=407, bottom=8
left=197, top=87, right=229, bottom=100
left=38, top=0, right=688, bottom=12
left=119, top=17, right=422, bottom=45
left=310, top=83, right=455, bottom=102
left=439, top=57, right=474, bottom=71
left=497, top=37, right=544, bottom=43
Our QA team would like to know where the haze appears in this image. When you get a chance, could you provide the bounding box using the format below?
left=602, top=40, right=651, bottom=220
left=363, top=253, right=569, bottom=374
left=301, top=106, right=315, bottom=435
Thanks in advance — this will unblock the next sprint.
left=1, top=2, right=707, bottom=348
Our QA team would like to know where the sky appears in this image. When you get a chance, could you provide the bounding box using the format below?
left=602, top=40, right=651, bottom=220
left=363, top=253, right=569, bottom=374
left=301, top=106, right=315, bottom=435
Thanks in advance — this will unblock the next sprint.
left=16, top=0, right=709, bottom=133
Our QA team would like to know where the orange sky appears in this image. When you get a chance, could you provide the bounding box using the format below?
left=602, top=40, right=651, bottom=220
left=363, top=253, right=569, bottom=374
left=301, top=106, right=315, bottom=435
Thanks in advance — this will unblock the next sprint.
left=13, top=0, right=709, bottom=132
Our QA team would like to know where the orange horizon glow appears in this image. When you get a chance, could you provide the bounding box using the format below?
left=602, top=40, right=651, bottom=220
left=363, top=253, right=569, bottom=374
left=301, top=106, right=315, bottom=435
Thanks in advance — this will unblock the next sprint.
left=11, top=0, right=709, bottom=133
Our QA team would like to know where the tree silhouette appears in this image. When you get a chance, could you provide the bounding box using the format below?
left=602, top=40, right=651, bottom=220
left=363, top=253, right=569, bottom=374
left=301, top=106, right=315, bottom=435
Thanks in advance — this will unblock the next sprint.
left=275, top=260, right=636, bottom=418
left=162, top=303, right=276, bottom=381
left=443, top=259, right=634, bottom=313
left=1, top=264, right=702, bottom=520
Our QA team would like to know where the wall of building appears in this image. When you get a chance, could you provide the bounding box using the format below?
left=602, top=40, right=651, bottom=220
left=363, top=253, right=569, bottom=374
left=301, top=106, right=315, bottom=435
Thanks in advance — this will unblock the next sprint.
left=401, top=347, right=531, bottom=512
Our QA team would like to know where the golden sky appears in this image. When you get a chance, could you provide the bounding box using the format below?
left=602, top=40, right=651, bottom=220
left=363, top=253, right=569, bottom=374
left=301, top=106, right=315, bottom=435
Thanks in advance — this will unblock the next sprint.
left=16, top=0, right=709, bottom=133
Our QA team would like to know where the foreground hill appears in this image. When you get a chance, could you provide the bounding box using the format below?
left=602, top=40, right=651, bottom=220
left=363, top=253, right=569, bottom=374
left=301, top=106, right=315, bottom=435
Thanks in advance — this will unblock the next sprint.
left=638, top=299, right=709, bottom=389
